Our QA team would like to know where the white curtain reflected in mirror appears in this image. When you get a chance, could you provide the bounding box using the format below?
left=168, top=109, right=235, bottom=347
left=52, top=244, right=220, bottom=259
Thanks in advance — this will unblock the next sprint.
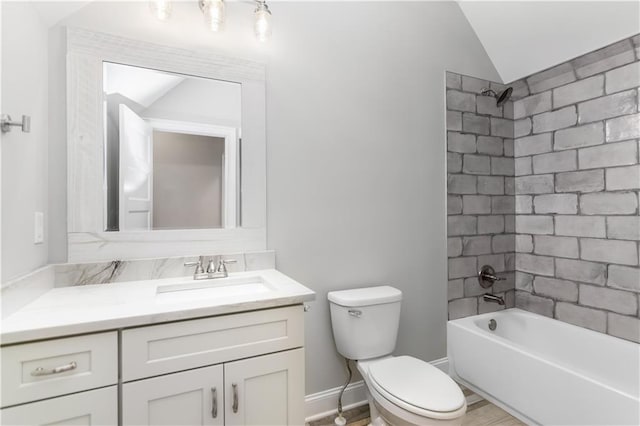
left=103, top=62, right=241, bottom=231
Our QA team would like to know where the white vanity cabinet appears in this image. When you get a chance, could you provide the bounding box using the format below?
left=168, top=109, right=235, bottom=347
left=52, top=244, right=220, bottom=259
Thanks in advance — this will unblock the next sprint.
left=0, top=305, right=306, bottom=426
left=121, top=305, right=305, bottom=425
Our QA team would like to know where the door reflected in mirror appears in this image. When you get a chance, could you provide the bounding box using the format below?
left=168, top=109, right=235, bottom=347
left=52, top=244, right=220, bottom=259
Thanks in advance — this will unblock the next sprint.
left=103, top=62, right=241, bottom=232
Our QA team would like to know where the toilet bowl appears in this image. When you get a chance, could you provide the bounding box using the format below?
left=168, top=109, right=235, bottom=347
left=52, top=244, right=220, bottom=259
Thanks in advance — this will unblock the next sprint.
left=328, top=286, right=466, bottom=426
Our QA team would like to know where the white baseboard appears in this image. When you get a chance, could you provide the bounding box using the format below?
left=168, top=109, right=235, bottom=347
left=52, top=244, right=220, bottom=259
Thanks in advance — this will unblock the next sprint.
left=305, top=357, right=452, bottom=422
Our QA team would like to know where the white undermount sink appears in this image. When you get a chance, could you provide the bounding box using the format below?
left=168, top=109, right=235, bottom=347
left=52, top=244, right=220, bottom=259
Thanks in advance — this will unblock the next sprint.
left=155, top=275, right=275, bottom=303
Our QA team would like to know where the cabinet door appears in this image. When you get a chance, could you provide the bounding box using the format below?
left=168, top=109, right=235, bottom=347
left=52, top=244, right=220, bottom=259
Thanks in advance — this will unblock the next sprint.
left=0, top=386, right=117, bottom=425
left=122, top=364, right=223, bottom=426
left=224, top=348, right=304, bottom=426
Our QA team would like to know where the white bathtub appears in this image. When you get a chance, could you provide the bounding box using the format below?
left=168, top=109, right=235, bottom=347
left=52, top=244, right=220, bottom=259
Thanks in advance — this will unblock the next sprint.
left=448, top=308, right=640, bottom=425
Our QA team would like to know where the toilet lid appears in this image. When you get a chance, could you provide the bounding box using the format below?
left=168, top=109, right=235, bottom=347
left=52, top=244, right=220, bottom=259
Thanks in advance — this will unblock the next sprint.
left=368, top=356, right=465, bottom=414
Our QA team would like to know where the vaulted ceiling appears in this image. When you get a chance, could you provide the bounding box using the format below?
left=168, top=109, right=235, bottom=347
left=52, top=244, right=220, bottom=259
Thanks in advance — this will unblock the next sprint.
left=31, top=1, right=640, bottom=83
left=458, top=1, right=640, bottom=83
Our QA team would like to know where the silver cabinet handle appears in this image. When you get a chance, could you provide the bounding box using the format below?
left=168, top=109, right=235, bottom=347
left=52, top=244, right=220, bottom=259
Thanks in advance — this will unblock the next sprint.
left=232, top=383, right=239, bottom=413
left=211, top=387, right=217, bottom=418
left=348, top=309, right=362, bottom=318
left=31, top=361, right=77, bottom=376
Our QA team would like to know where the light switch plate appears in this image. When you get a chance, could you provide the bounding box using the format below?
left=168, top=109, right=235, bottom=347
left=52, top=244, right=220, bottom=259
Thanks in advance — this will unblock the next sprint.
left=34, top=212, right=44, bottom=244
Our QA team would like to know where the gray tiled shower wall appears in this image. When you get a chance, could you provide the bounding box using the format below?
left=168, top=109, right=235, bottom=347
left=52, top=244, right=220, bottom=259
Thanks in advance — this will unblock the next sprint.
left=447, top=34, right=640, bottom=343
left=446, top=72, right=517, bottom=319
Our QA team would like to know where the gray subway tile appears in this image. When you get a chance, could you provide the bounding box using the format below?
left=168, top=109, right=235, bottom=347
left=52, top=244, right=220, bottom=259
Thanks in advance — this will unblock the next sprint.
left=447, top=195, right=462, bottom=215
left=556, top=258, right=606, bottom=285
left=448, top=238, right=463, bottom=258
left=516, top=215, right=554, bottom=235
left=608, top=313, right=640, bottom=343
left=608, top=265, right=640, bottom=292
left=448, top=131, right=476, bottom=153
left=556, top=302, right=606, bottom=333
left=533, top=194, right=577, bottom=214
left=448, top=279, right=464, bottom=301
left=580, top=284, right=638, bottom=315
left=446, top=72, right=462, bottom=90
left=515, top=174, right=554, bottom=194
left=606, top=113, right=640, bottom=142
left=447, top=90, right=475, bottom=112
left=581, top=238, right=638, bottom=266
left=447, top=110, right=462, bottom=131
left=448, top=256, right=478, bottom=279
left=515, top=291, right=554, bottom=317
left=491, top=157, right=514, bottom=176
left=534, top=235, right=579, bottom=259
left=533, top=106, right=577, bottom=133
left=513, top=91, right=552, bottom=119
left=606, top=61, right=640, bottom=94
left=462, top=235, right=492, bottom=255
left=448, top=174, right=477, bottom=194
left=607, top=216, right=640, bottom=241
left=478, top=215, right=504, bottom=234
left=447, top=215, right=477, bottom=236
left=580, top=192, right=638, bottom=215
left=515, top=195, right=532, bottom=214
left=516, top=253, right=554, bottom=276
left=577, top=90, right=637, bottom=124
left=572, top=39, right=635, bottom=78
left=477, top=176, right=504, bottom=195
left=516, top=235, right=533, bottom=254
left=491, top=196, right=515, bottom=214
left=532, top=150, right=577, bottom=174
left=462, top=75, right=490, bottom=94
left=553, top=75, right=604, bottom=108
left=578, top=140, right=637, bottom=169
left=490, top=117, right=514, bottom=138
left=514, top=118, right=532, bottom=138
left=448, top=297, right=478, bottom=319
left=515, top=133, right=552, bottom=157
left=477, top=136, right=503, bottom=156
left=554, top=122, right=604, bottom=150
left=477, top=96, right=503, bottom=117
left=527, top=62, right=576, bottom=94
left=492, top=234, right=515, bottom=253
left=606, top=165, right=640, bottom=191
left=555, top=215, right=606, bottom=238
left=515, top=157, right=532, bottom=176
left=463, top=113, right=490, bottom=135
left=555, top=169, right=604, bottom=193
left=462, top=195, right=491, bottom=214
left=534, top=276, right=578, bottom=302
left=448, top=152, right=462, bottom=173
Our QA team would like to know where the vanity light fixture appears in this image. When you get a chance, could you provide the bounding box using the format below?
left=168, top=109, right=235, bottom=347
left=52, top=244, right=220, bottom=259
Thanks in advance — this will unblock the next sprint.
left=149, top=0, right=273, bottom=42
left=149, top=0, right=172, bottom=21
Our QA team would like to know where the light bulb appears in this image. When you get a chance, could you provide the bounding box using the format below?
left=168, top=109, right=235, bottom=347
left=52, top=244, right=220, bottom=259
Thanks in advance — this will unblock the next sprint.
left=202, top=0, right=225, bottom=32
left=149, top=0, right=172, bottom=21
left=254, top=2, right=272, bottom=42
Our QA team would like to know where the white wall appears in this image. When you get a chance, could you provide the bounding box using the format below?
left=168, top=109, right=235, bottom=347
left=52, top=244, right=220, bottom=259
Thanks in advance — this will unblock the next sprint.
left=265, top=2, right=499, bottom=394
left=1, top=2, right=49, bottom=281
left=44, top=1, right=499, bottom=395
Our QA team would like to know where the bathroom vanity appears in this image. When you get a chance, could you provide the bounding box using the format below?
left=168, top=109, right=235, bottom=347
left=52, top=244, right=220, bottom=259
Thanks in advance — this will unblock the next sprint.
left=1, top=269, right=314, bottom=425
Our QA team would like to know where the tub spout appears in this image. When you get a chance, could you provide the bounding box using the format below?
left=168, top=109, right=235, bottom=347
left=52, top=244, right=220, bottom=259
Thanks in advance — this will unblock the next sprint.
left=483, top=293, right=505, bottom=305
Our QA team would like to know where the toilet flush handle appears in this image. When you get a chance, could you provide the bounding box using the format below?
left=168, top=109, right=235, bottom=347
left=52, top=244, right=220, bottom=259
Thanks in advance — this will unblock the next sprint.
left=348, top=309, right=362, bottom=318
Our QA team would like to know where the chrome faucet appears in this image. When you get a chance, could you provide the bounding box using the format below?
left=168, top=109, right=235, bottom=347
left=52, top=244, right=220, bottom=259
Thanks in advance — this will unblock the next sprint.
left=184, top=256, right=237, bottom=280
left=483, top=293, right=505, bottom=306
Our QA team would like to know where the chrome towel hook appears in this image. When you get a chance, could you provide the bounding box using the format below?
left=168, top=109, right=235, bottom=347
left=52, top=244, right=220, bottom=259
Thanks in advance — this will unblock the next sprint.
left=1, top=114, right=31, bottom=133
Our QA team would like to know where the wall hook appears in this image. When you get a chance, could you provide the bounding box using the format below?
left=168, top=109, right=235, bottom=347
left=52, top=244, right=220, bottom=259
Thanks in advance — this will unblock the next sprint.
left=1, top=114, right=30, bottom=133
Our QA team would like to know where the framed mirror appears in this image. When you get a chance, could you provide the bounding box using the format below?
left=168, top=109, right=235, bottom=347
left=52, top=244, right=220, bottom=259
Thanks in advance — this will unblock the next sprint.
left=66, top=28, right=266, bottom=262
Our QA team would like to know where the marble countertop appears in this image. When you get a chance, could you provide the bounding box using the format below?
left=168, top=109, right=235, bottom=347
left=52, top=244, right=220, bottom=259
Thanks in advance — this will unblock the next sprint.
left=1, top=269, right=315, bottom=345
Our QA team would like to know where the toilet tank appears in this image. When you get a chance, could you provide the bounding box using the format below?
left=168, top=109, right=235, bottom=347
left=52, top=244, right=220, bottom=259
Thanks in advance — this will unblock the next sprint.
left=328, top=286, right=402, bottom=360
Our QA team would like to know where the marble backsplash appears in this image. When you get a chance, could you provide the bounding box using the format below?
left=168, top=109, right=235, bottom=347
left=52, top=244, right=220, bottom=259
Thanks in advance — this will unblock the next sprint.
left=1, top=251, right=275, bottom=319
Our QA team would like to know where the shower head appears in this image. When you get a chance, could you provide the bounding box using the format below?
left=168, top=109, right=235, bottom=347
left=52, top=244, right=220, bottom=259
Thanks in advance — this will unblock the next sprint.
left=480, top=87, right=513, bottom=107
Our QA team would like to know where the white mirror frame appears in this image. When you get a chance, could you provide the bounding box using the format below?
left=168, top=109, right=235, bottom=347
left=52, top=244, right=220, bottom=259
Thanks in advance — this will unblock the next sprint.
left=66, top=27, right=266, bottom=262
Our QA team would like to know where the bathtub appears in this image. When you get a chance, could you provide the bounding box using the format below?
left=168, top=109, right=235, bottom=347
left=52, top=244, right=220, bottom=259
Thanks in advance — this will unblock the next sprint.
left=448, top=308, right=640, bottom=425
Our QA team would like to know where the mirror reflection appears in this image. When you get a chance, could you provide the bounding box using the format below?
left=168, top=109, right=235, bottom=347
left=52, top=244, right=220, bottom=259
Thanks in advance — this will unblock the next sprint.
left=103, top=62, right=241, bottom=231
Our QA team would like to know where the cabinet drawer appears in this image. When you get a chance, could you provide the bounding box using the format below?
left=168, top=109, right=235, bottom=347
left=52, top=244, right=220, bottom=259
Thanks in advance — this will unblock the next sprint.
left=1, top=332, right=118, bottom=407
left=122, top=305, right=303, bottom=381
left=0, top=385, right=117, bottom=425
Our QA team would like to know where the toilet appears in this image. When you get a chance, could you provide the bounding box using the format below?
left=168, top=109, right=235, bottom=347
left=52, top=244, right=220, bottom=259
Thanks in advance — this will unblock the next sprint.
left=328, top=286, right=466, bottom=426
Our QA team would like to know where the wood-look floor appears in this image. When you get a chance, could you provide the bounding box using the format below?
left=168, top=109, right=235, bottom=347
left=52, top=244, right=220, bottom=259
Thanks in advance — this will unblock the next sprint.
left=306, top=398, right=525, bottom=426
